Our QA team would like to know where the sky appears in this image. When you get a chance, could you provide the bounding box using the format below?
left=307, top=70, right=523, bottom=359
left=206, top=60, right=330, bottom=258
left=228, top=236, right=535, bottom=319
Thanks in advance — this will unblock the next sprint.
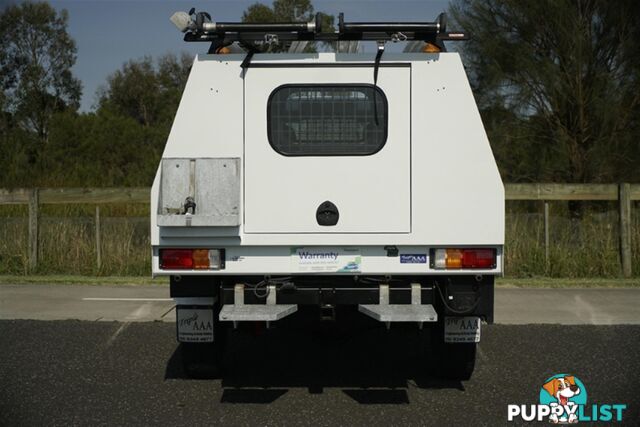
left=42, top=0, right=450, bottom=111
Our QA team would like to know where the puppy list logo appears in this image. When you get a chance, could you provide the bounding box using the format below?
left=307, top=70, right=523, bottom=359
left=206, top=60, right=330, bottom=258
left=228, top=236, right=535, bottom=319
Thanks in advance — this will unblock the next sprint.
left=540, top=375, right=586, bottom=423
left=507, top=373, right=627, bottom=423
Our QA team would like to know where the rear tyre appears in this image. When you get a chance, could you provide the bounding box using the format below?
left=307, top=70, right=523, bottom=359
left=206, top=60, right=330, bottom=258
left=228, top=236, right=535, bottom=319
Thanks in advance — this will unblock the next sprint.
left=180, top=340, right=225, bottom=379
left=434, top=342, right=476, bottom=380
left=428, top=324, right=477, bottom=380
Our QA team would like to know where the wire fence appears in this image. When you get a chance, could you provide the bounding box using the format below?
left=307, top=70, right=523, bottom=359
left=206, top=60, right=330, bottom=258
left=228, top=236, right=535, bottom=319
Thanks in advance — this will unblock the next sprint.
left=0, top=185, right=638, bottom=277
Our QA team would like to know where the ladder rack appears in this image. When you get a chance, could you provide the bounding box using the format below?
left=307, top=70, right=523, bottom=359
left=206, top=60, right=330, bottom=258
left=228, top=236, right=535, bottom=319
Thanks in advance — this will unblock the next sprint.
left=173, top=10, right=468, bottom=50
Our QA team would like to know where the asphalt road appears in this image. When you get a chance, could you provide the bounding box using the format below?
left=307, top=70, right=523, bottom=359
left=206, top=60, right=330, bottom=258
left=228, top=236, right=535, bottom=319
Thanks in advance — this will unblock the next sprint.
left=1, top=319, right=639, bottom=426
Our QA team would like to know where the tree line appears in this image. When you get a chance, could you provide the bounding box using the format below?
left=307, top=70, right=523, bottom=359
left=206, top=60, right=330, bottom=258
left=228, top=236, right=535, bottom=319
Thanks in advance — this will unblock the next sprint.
left=452, top=0, right=640, bottom=183
left=0, top=0, right=638, bottom=189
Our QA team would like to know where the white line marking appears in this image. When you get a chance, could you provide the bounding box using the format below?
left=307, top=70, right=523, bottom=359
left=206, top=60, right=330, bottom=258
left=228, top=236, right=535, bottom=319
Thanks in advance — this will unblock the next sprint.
left=127, top=303, right=152, bottom=321
left=105, top=322, right=129, bottom=348
left=83, top=297, right=173, bottom=302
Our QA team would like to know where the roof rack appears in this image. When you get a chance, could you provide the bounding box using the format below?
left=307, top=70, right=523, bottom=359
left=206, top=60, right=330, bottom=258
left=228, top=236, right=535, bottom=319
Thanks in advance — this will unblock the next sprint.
left=171, top=9, right=468, bottom=51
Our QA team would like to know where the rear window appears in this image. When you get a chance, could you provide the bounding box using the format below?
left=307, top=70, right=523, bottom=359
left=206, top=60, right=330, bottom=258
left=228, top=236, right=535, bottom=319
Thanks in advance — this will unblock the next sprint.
left=267, top=84, right=388, bottom=156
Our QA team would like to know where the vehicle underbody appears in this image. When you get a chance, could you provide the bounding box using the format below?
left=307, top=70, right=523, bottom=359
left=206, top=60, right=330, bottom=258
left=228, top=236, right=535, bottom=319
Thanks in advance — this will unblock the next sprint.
left=172, top=274, right=494, bottom=380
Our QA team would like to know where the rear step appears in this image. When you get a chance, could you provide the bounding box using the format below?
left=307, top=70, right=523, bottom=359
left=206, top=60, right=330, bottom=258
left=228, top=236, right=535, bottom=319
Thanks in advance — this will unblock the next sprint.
left=359, top=284, right=438, bottom=323
left=219, top=304, right=297, bottom=321
left=219, top=284, right=297, bottom=322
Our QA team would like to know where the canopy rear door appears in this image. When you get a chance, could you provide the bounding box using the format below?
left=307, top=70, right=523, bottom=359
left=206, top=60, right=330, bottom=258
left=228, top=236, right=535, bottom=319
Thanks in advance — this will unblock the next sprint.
left=244, top=65, right=410, bottom=233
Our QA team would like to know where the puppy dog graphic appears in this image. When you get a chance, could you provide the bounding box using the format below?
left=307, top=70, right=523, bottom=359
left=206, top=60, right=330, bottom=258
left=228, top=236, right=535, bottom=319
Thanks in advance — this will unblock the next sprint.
left=542, top=376, right=581, bottom=423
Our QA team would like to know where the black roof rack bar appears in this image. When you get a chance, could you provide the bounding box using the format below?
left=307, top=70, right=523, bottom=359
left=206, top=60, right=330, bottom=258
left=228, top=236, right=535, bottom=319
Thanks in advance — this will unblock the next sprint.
left=201, top=21, right=316, bottom=34
left=196, top=12, right=320, bottom=34
left=180, top=11, right=467, bottom=44
left=338, top=12, right=446, bottom=34
left=184, top=32, right=464, bottom=43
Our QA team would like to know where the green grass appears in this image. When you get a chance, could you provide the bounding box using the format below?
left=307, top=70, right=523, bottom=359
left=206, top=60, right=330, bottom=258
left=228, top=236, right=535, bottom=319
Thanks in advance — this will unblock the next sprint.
left=0, top=209, right=150, bottom=276
left=504, top=205, right=638, bottom=277
left=0, top=275, right=167, bottom=286
left=496, top=277, right=640, bottom=288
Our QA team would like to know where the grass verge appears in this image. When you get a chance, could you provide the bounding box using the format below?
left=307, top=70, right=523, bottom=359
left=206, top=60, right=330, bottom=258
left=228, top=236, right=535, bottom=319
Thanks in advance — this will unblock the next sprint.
left=0, top=275, right=168, bottom=286
left=496, top=277, right=640, bottom=288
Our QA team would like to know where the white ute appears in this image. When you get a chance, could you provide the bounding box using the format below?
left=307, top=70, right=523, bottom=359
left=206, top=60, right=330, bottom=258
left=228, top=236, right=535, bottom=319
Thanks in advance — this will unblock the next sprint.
left=152, top=9, right=504, bottom=379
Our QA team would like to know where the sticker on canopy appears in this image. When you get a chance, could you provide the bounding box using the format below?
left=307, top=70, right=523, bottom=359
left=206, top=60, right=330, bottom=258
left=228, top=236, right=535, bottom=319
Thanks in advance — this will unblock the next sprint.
left=400, top=254, right=427, bottom=264
left=291, top=247, right=361, bottom=272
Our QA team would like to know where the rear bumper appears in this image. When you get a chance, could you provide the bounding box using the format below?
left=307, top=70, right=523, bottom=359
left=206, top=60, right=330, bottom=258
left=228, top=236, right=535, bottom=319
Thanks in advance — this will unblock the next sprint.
left=170, top=274, right=495, bottom=324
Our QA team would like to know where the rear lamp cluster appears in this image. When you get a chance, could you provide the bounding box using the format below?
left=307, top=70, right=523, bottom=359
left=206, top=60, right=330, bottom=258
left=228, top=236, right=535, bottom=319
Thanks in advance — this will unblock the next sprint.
left=431, top=248, right=496, bottom=270
left=160, top=249, right=225, bottom=270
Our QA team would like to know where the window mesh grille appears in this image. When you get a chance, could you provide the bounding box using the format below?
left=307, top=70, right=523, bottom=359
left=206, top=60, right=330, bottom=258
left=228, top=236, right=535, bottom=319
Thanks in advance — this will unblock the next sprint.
left=268, top=85, right=387, bottom=156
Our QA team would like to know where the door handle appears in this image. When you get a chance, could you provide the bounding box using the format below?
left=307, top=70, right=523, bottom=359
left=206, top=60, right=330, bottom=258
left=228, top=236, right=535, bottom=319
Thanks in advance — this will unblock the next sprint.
left=316, top=201, right=339, bottom=226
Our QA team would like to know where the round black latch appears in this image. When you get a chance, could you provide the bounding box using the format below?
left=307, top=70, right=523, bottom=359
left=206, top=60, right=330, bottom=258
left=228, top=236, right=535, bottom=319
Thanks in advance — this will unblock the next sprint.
left=316, top=201, right=339, bottom=226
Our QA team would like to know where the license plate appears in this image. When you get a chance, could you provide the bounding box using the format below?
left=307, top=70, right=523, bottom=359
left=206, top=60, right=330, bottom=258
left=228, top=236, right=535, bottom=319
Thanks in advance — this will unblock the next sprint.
left=176, top=307, right=214, bottom=343
left=444, top=316, right=481, bottom=343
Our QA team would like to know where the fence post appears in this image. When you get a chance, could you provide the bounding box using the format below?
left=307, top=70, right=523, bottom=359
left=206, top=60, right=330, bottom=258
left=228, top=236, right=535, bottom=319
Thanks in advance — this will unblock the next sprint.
left=544, top=201, right=550, bottom=274
left=619, top=183, right=632, bottom=277
left=95, top=206, right=102, bottom=272
left=28, top=189, right=39, bottom=272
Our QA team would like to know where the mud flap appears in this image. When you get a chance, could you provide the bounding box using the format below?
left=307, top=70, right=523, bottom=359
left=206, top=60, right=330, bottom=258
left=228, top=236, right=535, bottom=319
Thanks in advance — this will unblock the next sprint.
left=175, top=297, right=216, bottom=343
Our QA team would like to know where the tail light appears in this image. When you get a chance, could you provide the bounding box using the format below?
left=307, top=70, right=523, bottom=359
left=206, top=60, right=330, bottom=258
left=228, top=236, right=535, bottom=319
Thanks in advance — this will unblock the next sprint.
left=462, top=248, right=496, bottom=268
left=160, top=249, right=225, bottom=270
left=431, top=248, right=496, bottom=270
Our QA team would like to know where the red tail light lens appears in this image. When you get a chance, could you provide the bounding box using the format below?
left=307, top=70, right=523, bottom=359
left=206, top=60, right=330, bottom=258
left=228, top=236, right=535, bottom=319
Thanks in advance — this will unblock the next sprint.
left=461, top=249, right=496, bottom=268
left=160, top=249, right=194, bottom=269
